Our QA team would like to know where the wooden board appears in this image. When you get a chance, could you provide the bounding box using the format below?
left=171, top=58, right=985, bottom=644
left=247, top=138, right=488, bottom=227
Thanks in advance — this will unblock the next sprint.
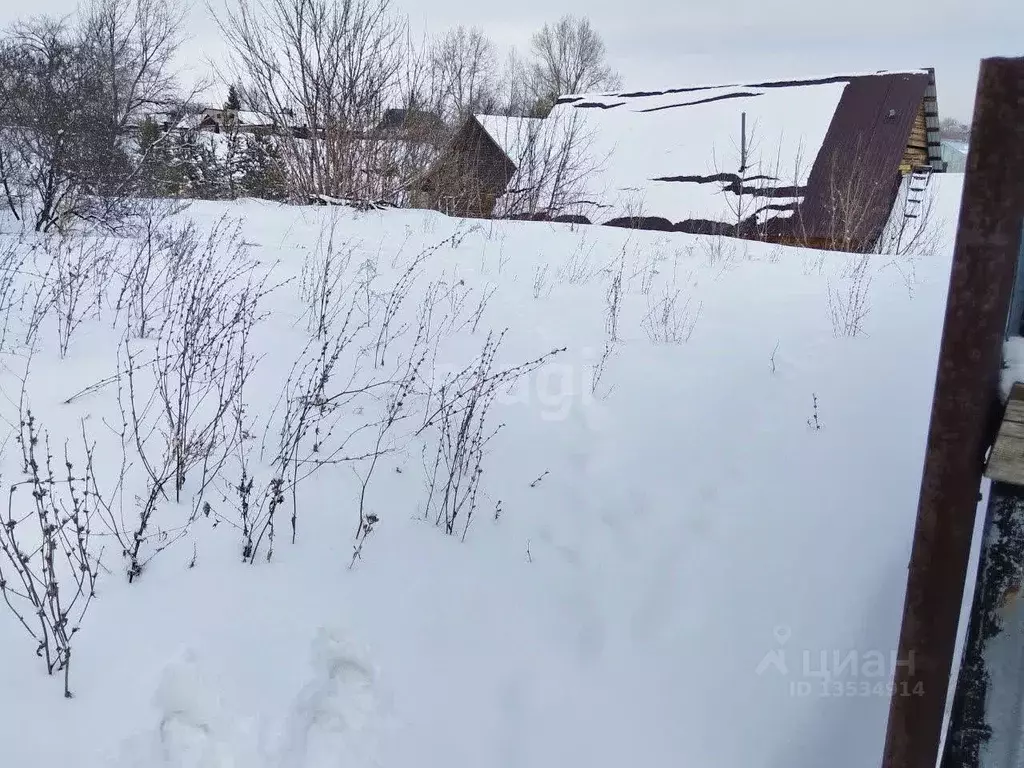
left=985, top=382, right=1024, bottom=486
left=899, top=100, right=930, bottom=173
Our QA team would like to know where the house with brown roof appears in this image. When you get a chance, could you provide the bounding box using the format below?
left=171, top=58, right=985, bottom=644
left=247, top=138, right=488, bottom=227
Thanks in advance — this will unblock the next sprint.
left=198, top=108, right=311, bottom=138
left=419, top=68, right=946, bottom=252
left=413, top=112, right=598, bottom=220
left=413, top=115, right=537, bottom=217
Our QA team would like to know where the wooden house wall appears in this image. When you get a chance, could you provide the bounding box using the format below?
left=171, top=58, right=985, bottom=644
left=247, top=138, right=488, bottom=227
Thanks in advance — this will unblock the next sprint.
left=418, top=119, right=516, bottom=218
left=899, top=99, right=930, bottom=173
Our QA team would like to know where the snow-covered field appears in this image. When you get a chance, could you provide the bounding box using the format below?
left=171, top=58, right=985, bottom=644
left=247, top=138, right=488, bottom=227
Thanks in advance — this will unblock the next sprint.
left=0, top=174, right=963, bottom=768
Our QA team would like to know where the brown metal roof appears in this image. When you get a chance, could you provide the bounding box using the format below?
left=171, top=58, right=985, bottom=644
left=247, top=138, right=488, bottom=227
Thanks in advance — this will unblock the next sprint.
left=557, top=69, right=942, bottom=250
left=769, top=71, right=933, bottom=246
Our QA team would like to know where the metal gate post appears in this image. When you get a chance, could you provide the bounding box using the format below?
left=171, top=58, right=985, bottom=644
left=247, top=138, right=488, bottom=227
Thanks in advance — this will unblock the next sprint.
left=880, top=57, right=1024, bottom=768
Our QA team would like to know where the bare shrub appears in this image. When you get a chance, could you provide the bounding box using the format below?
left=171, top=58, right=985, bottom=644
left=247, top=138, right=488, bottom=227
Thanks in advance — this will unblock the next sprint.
left=418, top=331, right=563, bottom=540
left=49, top=233, right=118, bottom=357
left=556, top=237, right=603, bottom=285
left=1, top=411, right=102, bottom=697
left=20, top=246, right=61, bottom=349
left=628, top=239, right=668, bottom=295
left=300, top=216, right=359, bottom=339
left=877, top=189, right=941, bottom=258
left=791, top=139, right=911, bottom=256
left=4, top=231, right=115, bottom=356
left=802, top=249, right=828, bottom=276
left=351, top=319, right=432, bottom=559
left=532, top=264, right=552, bottom=299
left=604, top=254, right=625, bottom=343
left=827, top=253, right=873, bottom=338
left=112, top=203, right=196, bottom=339
left=698, top=234, right=738, bottom=269
left=492, top=111, right=604, bottom=219
left=114, top=220, right=271, bottom=580
left=590, top=338, right=617, bottom=399
left=235, top=229, right=475, bottom=563
left=642, top=284, right=702, bottom=344
left=807, top=393, right=823, bottom=430
left=244, top=329, right=359, bottom=561
left=876, top=173, right=945, bottom=298
left=0, top=236, right=29, bottom=350
left=153, top=231, right=267, bottom=505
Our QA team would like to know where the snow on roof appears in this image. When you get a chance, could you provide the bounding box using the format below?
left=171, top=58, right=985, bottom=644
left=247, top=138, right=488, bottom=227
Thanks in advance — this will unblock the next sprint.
left=522, top=70, right=931, bottom=225
left=473, top=115, right=544, bottom=166
left=236, top=110, right=275, bottom=126
left=596, top=68, right=932, bottom=100
left=202, top=108, right=306, bottom=128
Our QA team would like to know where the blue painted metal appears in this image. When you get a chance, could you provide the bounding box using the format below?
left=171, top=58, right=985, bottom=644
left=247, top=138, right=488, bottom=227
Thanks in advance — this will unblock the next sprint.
left=1005, top=223, right=1024, bottom=340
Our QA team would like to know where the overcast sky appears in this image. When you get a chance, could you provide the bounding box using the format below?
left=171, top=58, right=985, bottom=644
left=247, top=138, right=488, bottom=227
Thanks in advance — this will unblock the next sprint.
left=3, top=0, right=1019, bottom=121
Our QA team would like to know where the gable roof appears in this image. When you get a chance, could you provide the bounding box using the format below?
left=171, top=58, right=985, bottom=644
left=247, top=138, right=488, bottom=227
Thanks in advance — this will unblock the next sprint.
left=201, top=107, right=307, bottom=129
left=473, top=115, right=545, bottom=165
left=522, top=68, right=942, bottom=244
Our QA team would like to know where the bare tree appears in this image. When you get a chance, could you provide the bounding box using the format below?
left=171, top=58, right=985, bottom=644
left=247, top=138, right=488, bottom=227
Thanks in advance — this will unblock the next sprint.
left=214, top=0, right=410, bottom=201
left=394, top=26, right=437, bottom=116
left=496, top=48, right=534, bottom=117
left=939, top=116, right=970, bottom=143
left=429, top=25, right=498, bottom=123
left=527, top=15, right=621, bottom=114
left=0, top=17, right=113, bottom=231
left=78, top=0, right=187, bottom=136
left=493, top=110, right=604, bottom=219
left=0, top=1, right=187, bottom=231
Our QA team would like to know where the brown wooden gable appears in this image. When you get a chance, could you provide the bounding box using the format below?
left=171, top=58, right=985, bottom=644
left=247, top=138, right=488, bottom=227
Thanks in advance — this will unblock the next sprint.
left=900, top=98, right=930, bottom=173
left=416, top=116, right=518, bottom=218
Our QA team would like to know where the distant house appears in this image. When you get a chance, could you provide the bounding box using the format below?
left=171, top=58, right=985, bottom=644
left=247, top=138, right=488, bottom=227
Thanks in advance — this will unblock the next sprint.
left=125, top=103, right=204, bottom=134
left=375, top=108, right=446, bottom=138
left=424, top=68, right=947, bottom=252
left=198, top=108, right=310, bottom=138
left=414, top=114, right=546, bottom=217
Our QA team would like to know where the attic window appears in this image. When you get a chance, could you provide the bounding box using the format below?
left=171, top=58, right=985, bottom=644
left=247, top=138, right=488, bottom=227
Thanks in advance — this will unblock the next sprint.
left=886, top=109, right=897, bottom=120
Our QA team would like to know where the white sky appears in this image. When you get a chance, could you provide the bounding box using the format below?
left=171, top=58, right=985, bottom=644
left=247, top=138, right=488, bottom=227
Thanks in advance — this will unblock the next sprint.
left=3, top=0, right=1019, bottom=121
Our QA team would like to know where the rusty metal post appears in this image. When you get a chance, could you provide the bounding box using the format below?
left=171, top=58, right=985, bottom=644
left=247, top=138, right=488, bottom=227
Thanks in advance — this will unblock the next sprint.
left=880, top=57, right=1024, bottom=768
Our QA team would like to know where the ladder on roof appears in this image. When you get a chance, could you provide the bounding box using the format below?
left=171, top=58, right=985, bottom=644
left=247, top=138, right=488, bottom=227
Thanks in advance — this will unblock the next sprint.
left=891, top=164, right=934, bottom=255
left=902, top=164, right=934, bottom=222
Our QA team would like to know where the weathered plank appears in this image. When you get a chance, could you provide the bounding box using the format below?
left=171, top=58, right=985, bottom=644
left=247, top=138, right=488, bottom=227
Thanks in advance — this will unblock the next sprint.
left=987, top=384, right=1024, bottom=486
left=1003, top=387, right=1024, bottom=423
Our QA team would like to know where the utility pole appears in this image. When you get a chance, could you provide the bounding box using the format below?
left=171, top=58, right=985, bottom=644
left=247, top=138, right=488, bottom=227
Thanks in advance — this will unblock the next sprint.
left=880, top=56, right=1024, bottom=768
left=740, top=111, right=747, bottom=173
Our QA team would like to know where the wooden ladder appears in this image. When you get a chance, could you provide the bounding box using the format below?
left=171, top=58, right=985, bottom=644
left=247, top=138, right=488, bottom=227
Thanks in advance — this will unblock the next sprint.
left=903, top=164, right=934, bottom=221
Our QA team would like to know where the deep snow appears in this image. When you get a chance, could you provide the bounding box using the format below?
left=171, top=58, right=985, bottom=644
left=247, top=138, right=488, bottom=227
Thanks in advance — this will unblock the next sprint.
left=0, top=173, right=967, bottom=768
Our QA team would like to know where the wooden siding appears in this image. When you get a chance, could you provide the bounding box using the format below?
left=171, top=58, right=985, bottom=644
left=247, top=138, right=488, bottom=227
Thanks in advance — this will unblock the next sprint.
left=899, top=98, right=930, bottom=173
left=418, top=118, right=515, bottom=218
left=986, top=383, right=1024, bottom=487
